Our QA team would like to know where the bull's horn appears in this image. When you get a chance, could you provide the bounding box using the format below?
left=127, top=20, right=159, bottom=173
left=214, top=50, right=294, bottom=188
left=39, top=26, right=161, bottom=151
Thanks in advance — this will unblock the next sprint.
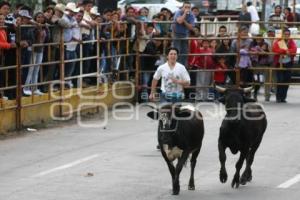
left=243, top=86, right=253, bottom=93
left=215, top=85, right=226, bottom=93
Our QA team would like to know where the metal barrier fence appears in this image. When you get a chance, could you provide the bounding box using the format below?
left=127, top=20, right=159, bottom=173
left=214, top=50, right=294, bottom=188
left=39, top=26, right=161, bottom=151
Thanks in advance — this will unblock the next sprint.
left=1, top=19, right=300, bottom=130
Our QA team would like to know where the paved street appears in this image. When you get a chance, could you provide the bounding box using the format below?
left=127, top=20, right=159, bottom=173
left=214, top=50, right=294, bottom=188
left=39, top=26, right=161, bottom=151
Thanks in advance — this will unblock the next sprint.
left=0, top=86, right=300, bottom=200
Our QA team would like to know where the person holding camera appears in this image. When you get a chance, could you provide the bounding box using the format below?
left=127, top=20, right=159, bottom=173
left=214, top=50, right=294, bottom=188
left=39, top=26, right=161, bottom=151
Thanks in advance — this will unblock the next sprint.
left=172, top=1, right=195, bottom=67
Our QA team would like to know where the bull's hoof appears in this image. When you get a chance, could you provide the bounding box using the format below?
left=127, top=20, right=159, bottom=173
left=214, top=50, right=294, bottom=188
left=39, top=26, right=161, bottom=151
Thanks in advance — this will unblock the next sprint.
left=231, top=175, right=240, bottom=188
left=188, top=185, right=195, bottom=190
left=172, top=189, right=180, bottom=195
left=220, top=170, right=228, bottom=183
left=240, top=172, right=252, bottom=185
left=172, top=183, right=180, bottom=195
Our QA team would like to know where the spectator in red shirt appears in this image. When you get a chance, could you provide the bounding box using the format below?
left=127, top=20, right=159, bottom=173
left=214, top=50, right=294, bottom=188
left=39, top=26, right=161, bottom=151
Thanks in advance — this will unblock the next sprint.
left=272, top=28, right=297, bottom=103
left=284, top=7, right=294, bottom=27
left=0, top=13, right=16, bottom=100
left=195, top=38, right=215, bottom=101
left=214, top=56, right=227, bottom=85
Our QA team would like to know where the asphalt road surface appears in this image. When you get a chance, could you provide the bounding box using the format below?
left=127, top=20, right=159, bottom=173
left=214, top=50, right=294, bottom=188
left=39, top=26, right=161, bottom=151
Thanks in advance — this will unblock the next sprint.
left=0, top=87, right=300, bottom=200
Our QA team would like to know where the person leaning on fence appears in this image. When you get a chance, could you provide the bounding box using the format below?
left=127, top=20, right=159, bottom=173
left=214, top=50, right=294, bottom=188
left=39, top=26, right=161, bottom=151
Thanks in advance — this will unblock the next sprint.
left=231, top=26, right=253, bottom=88
left=249, top=34, right=270, bottom=100
left=216, top=34, right=235, bottom=84
left=213, top=56, right=227, bottom=99
left=264, top=27, right=276, bottom=101
left=171, top=1, right=195, bottom=67
left=272, top=28, right=297, bottom=103
left=0, top=12, right=16, bottom=100
left=61, top=2, right=80, bottom=89
left=139, top=35, right=163, bottom=102
left=81, top=0, right=96, bottom=85
left=23, top=12, right=50, bottom=96
left=44, top=3, right=65, bottom=89
left=194, top=38, right=215, bottom=101
left=120, top=6, right=140, bottom=79
left=18, top=9, right=35, bottom=96
left=216, top=25, right=227, bottom=46
left=149, top=47, right=190, bottom=103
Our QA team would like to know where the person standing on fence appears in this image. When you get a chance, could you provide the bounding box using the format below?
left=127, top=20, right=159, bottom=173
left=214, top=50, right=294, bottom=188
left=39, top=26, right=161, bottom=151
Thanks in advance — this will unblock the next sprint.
left=172, top=1, right=195, bottom=67
left=272, top=29, right=297, bottom=103
left=149, top=47, right=190, bottom=103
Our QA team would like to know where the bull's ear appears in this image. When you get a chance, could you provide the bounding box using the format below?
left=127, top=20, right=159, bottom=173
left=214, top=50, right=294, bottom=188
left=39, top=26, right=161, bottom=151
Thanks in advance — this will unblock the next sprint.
left=243, top=96, right=256, bottom=102
left=218, top=96, right=225, bottom=104
left=147, top=111, right=159, bottom=120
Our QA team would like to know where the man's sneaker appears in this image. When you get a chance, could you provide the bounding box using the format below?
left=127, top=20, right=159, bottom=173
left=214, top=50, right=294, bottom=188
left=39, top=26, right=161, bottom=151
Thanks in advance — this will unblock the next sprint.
left=33, top=89, right=44, bottom=96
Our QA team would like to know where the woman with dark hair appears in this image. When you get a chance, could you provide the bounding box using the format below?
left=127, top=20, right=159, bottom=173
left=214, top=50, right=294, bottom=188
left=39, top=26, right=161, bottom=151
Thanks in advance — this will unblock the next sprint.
left=149, top=47, right=190, bottom=103
left=215, top=34, right=235, bottom=84
left=284, top=7, right=294, bottom=27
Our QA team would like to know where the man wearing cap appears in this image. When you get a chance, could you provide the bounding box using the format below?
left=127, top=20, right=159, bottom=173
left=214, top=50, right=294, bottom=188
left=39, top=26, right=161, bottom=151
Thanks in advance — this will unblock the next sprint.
left=61, top=2, right=80, bottom=88
left=44, top=3, right=66, bottom=85
left=80, top=0, right=97, bottom=84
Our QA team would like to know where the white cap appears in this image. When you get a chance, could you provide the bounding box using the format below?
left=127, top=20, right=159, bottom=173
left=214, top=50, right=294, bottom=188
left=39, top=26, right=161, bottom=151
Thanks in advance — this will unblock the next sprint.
left=65, top=2, right=80, bottom=13
left=90, top=6, right=100, bottom=16
left=54, top=3, right=65, bottom=13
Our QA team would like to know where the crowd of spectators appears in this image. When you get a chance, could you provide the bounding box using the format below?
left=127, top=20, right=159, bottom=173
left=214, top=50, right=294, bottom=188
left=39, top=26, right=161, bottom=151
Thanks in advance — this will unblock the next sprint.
left=0, top=1, right=298, bottom=103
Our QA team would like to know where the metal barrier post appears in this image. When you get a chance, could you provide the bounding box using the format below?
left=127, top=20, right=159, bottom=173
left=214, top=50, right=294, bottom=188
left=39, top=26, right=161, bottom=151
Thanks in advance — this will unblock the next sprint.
left=59, top=27, right=65, bottom=117
left=135, top=38, right=140, bottom=102
left=16, top=25, right=22, bottom=130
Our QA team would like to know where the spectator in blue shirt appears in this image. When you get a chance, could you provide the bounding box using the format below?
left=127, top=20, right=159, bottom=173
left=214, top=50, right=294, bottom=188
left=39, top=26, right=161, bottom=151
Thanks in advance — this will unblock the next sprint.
left=172, top=1, right=195, bottom=67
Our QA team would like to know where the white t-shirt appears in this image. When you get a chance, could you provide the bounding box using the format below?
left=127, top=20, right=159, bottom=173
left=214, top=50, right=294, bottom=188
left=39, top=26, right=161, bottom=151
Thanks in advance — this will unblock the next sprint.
left=153, top=62, right=190, bottom=94
left=247, top=5, right=260, bottom=22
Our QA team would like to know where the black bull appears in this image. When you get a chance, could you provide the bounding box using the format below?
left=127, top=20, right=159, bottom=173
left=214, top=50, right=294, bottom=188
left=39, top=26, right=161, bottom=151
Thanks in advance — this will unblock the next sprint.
left=216, top=86, right=267, bottom=188
left=147, top=104, right=204, bottom=195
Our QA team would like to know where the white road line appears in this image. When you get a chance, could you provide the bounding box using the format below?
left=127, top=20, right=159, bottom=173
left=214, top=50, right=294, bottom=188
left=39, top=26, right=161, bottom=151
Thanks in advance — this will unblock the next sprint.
left=32, top=154, right=99, bottom=177
left=277, top=174, right=300, bottom=189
